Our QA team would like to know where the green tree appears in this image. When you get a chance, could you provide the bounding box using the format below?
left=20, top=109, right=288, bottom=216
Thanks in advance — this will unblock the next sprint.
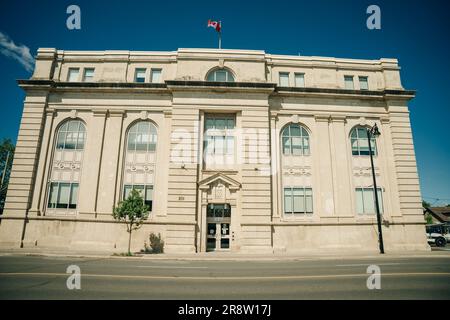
left=422, top=200, right=431, bottom=208
left=0, top=139, right=15, bottom=215
left=113, top=189, right=149, bottom=255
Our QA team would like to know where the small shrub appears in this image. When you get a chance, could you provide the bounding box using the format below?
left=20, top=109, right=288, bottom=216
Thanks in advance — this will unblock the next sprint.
left=112, top=252, right=134, bottom=257
left=148, top=233, right=164, bottom=254
left=142, top=241, right=152, bottom=253
left=425, top=213, right=433, bottom=225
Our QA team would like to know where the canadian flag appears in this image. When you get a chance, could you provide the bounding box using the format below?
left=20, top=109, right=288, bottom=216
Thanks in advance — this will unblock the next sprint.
left=207, top=19, right=221, bottom=32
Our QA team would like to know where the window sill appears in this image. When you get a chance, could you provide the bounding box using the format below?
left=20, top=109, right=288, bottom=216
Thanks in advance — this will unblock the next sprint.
left=44, top=210, right=78, bottom=217
left=281, top=214, right=315, bottom=221
left=351, top=155, right=378, bottom=158
left=282, top=154, right=311, bottom=157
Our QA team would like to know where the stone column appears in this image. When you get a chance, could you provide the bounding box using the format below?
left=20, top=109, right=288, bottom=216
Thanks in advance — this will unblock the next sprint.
left=156, top=110, right=172, bottom=217
left=29, top=108, right=55, bottom=216
left=379, top=117, right=401, bottom=219
left=329, top=115, right=353, bottom=217
left=198, top=188, right=209, bottom=253
left=96, top=110, right=124, bottom=217
left=77, top=109, right=107, bottom=218
left=314, top=115, right=335, bottom=217
left=270, top=111, right=280, bottom=220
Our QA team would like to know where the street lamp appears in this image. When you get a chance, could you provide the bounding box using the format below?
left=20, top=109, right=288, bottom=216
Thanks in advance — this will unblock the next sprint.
left=367, top=123, right=385, bottom=254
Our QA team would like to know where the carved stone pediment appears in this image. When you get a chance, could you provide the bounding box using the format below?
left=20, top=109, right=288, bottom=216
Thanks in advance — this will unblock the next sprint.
left=198, top=172, right=241, bottom=191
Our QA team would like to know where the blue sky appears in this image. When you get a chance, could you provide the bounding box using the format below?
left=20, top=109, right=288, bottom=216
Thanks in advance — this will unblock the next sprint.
left=0, top=0, right=449, bottom=205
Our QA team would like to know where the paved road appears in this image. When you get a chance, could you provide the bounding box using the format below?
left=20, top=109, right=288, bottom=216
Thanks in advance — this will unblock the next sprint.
left=0, top=254, right=449, bottom=299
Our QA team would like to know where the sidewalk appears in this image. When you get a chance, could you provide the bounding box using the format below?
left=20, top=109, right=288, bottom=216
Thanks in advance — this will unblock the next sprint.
left=0, top=247, right=448, bottom=261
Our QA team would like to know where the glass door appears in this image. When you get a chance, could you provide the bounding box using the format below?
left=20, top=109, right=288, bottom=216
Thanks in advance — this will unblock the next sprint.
left=206, top=204, right=231, bottom=251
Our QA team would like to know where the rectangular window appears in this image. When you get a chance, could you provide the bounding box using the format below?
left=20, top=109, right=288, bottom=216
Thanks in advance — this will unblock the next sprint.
left=69, top=184, right=79, bottom=209
left=83, top=68, right=95, bottom=82
left=292, top=188, right=305, bottom=213
left=56, top=183, right=70, bottom=209
left=47, top=182, right=79, bottom=210
left=355, top=188, right=384, bottom=214
left=123, top=184, right=153, bottom=212
left=294, top=73, right=305, bottom=87
left=145, top=185, right=153, bottom=211
left=67, top=68, right=80, bottom=82
left=359, top=76, right=369, bottom=90
left=344, top=75, right=354, bottom=90
left=123, top=185, right=132, bottom=200
left=135, top=68, right=146, bottom=83
left=279, top=72, right=290, bottom=86
left=48, top=183, right=58, bottom=209
left=284, top=190, right=292, bottom=214
left=204, top=114, right=235, bottom=166
left=284, top=187, right=313, bottom=215
left=150, top=69, right=162, bottom=83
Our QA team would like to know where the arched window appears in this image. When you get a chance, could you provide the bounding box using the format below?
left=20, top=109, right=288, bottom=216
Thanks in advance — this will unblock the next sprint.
left=281, top=124, right=310, bottom=156
left=122, top=121, right=158, bottom=212
left=206, top=68, right=235, bottom=82
left=350, top=126, right=377, bottom=156
left=127, top=121, right=157, bottom=152
left=47, top=119, right=86, bottom=213
left=56, top=120, right=86, bottom=150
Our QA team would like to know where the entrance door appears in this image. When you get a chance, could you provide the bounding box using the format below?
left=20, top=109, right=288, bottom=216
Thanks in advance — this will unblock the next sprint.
left=206, top=204, right=231, bottom=251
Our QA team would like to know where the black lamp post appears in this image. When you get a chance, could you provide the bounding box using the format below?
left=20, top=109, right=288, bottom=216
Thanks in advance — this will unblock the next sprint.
left=367, top=123, right=385, bottom=254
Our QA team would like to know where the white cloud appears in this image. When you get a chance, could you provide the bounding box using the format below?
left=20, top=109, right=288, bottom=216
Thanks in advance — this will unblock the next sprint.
left=0, top=31, right=34, bottom=72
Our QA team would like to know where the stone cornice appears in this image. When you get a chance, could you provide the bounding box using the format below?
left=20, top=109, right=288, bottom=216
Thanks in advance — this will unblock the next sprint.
left=17, top=79, right=416, bottom=101
left=166, top=80, right=276, bottom=94
left=275, top=86, right=416, bottom=101
left=18, top=79, right=168, bottom=93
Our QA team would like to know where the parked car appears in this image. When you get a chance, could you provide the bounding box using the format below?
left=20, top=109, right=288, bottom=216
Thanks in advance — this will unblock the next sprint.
left=426, top=223, right=450, bottom=247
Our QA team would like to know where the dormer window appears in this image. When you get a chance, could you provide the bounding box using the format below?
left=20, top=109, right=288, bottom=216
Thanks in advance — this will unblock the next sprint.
left=206, top=68, right=235, bottom=82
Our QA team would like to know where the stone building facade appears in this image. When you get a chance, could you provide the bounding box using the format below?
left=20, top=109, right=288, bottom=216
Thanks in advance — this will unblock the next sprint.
left=0, top=48, right=429, bottom=253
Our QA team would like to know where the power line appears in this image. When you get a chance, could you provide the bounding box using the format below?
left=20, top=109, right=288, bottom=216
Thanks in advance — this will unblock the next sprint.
left=423, top=196, right=450, bottom=201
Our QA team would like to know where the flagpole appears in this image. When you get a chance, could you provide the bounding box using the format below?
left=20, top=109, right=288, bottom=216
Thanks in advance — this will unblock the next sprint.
left=219, top=21, right=222, bottom=49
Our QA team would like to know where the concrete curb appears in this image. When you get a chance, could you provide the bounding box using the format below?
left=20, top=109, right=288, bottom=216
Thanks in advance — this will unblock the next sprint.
left=0, top=249, right=449, bottom=262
